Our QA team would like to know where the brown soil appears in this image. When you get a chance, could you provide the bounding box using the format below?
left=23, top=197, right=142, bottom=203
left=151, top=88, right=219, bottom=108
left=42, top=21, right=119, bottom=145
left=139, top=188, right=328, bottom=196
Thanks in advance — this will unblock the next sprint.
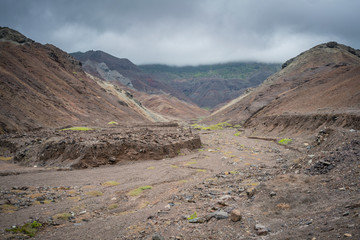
left=0, top=125, right=359, bottom=239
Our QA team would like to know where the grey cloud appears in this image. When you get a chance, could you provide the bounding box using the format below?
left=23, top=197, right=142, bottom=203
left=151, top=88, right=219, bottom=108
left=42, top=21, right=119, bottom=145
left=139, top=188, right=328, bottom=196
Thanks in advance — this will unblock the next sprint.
left=1, top=0, right=359, bottom=65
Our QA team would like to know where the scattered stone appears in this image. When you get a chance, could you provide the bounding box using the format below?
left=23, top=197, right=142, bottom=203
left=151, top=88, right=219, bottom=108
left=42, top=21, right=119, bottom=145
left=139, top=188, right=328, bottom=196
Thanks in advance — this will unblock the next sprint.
left=270, top=191, right=277, bottom=197
left=246, top=188, right=256, bottom=198
left=188, top=217, right=205, bottom=223
left=230, top=209, right=242, bottom=222
left=344, top=233, right=352, bottom=237
left=152, top=233, right=165, bottom=240
left=255, top=223, right=269, bottom=236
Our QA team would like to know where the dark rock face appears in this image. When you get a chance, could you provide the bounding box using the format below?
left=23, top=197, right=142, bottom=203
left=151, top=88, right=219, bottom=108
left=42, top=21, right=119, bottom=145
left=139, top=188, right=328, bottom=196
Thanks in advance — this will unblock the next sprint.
left=0, top=27, right=34, bottom=44
left=326, top=41, right=338, bottom=48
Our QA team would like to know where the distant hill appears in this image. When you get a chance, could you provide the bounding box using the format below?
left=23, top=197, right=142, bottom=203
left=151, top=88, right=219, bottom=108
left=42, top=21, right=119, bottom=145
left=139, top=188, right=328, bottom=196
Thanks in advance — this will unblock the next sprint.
left=70, top=50, right=208, bottom=120
left=139, top=62, right=280, bottom=108
left=205, top=42, right=360, bottom=132
left=0, top=27, right=163, bottom=133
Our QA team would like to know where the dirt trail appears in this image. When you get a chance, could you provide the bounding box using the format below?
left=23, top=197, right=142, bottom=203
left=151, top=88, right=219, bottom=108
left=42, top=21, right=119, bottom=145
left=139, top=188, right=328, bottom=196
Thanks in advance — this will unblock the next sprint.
left=0, top=128, right=359, bottom=239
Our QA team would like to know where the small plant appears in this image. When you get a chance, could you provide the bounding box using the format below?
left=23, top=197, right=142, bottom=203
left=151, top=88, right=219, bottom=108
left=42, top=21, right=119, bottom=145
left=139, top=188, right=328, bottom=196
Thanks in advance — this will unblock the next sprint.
left=108, top=121, right=118, bottom=125
left=108, top=204, right=119, bottom=210
left=233, top=124, right=242, bottom=128
left=85, top=191, right=103, bottom=197
left=0, top=156, right=12, bottom=161
left=128, top=186, right=152, bottom=196
left=196, top=169, right=207, bottom=172
left=147, top=166, right=155, bottom=170
left=187, top=211, right=197, bottom=220
left=278, top=138, right=293, bottom=145
left=102, top=181, right=120, bottom=187
left=6, top=221, right=42, bottom=237
left=52, top=212, right=72, bottom=220
left=234, top=131, right=241, bottom=136
left=60, top=127, right=93, bottom=131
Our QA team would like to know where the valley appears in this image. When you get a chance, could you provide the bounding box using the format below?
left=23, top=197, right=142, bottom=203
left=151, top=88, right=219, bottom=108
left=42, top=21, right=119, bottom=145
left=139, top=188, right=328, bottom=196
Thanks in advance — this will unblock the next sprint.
left=0, top=27, right=359, bottom=239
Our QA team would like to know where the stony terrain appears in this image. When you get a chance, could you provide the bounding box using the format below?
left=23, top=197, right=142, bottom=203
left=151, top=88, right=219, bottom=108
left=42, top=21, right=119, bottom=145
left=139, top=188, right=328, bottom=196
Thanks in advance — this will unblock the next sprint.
left=0, top=125, right=359, bottom=239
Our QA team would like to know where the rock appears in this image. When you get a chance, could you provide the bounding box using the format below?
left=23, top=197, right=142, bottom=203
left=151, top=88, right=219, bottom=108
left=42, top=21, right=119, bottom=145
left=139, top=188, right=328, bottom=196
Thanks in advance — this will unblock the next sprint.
left=246, top=188, right=256, bottom=198
left=215, top=210, right=229, bottom=219
left=188, top=217, right=205, bottom=223
left=269, top=191, right=277, bottom=197
left=344, top=233, right=352, bottom=237
left=255, top=224, right=269, bottom=236
left=152, top=233, right=165, bottom=240
left=230, top=209, right=242, bottom=222
left=326, top=41, right=338, bottom=48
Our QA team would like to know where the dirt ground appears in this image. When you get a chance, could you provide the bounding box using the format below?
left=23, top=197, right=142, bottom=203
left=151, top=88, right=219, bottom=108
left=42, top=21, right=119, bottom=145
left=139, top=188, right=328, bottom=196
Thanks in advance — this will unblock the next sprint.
left=0, top=126, right=359, bottom=239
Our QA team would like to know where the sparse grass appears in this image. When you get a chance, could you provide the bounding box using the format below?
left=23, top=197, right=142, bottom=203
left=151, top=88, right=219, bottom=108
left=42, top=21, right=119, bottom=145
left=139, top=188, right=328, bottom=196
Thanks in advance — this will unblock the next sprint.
left=278, top=138, right=293, bottom=145
left=171, top=165, right=179, bottom=168
left=108, top=121, right=118, bottom=125
left=147, top=166, right=155, bottom=170
left=233, top=124, right=242, bottom=128
left=52, top=212, right=72, bottom=220
left=108, top=204, right=119, bottom=210
left=276, top=203, right=291, bottom=210
left=178, top=179, right=188, bottom=183
left=0, top=156, right=12, bottom=161
left=128, top=186, right=152, bottom=196
left=184, top=161, right=197, bottom=166
left=85, top=191, right=103, bottom=197
left=1, top=204, right=17, bottom=213
left=6, top=221, right=42, bottom=237
left=60, top=127, right=93, bottom=131
left=230, top=170, right=238, bottom=174
left=196, top=169, right=207, bottom=172
left=102, top=181, right=120, bottom=187
left=234, top=131, right=241, bottom=137
left=191, top=122, right=232, bottom=131
left=187, top=211, right=197, bottom=220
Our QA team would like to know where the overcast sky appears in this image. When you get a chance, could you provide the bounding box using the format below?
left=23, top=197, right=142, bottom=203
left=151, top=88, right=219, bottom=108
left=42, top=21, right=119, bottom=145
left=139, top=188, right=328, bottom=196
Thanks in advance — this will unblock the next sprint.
left=1, top=0, right=359, bottom=65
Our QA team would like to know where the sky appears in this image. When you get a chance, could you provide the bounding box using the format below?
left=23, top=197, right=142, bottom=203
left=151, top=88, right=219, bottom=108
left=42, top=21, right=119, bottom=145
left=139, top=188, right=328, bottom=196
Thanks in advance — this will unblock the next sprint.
left=1, top=0, right=360, bottom=66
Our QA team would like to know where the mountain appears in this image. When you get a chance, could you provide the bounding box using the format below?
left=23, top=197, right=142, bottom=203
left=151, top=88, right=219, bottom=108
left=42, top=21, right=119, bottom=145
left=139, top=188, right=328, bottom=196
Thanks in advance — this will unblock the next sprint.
left=71, top=50, right=208, bottom=119
left=205, top=42, right=360, bottom=132
left=70, top=50, right=189, bottom=100
left=139, top=62, right=280, bottom=109
left=0, top=27, right=163, bottom=133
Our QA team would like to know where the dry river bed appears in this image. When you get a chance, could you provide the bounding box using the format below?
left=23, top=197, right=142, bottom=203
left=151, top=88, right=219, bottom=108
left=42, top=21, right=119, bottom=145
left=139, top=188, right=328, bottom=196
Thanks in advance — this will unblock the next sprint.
left=0, top=128, right=359, bottom=239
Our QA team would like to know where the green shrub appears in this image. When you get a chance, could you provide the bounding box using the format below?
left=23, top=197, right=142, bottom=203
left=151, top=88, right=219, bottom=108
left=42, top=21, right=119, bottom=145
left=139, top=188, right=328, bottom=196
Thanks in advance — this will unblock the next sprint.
left=278, top=138, right=292, bottom=145
left=187, top=211, right=197, bottom=220
left=128, top=186, right=152, bottom=196
left=6, top=221, right=42, bottom=237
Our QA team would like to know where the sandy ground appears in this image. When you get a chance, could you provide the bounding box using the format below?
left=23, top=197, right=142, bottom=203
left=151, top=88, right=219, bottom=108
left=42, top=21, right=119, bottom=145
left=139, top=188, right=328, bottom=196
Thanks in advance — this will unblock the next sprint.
left=0, top=128, right=359, bottom=239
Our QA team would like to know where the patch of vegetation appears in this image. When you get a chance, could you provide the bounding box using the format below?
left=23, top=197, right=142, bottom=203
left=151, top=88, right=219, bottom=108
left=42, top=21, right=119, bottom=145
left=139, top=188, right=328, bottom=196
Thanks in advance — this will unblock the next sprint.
left=278, top=138, right=293, bottom=145
left=234, top=131, right=241, bottom=136
left=108, top=204, right=119, bottom=210
left=147, top=166, right=155, bottom=170
left=184, top=161, right=197, bottom=166
left=128, top=186, right=152, bottom=196
left=171, top=165, right=179, bottom=168
left=1, top=204, right=17, bottom=213
left=60, top=127, right=93, bottom=131
left=187, top=211, right=197, bottom=221
left=108, top=121, right=118, bottom=125
left=0, top=156, right=12, bottom=161
left=191, top=122, right=232, bottom=131
left=178, top=179, right=188, bottom=183
left=102, top=181, right=120, bottom=187
left=196, top=169, right=207, bottom=172
left=6, top=221, right=42, bottom=237
left=52, top=212, right=72, bottom=220
left=233, top=124, right=242, bottom=128
left=85, top=191, right=103, bottom=197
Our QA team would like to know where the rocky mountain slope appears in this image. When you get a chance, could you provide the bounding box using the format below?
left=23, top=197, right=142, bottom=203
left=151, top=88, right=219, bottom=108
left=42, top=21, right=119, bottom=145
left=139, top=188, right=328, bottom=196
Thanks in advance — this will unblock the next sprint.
left=70, top=50, right=208, bottom=120
left=140, top=63, right=280, bottom=109
left=205, top=42, right=360, bottom=132
left=0, top=27, right=165, bottom=133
